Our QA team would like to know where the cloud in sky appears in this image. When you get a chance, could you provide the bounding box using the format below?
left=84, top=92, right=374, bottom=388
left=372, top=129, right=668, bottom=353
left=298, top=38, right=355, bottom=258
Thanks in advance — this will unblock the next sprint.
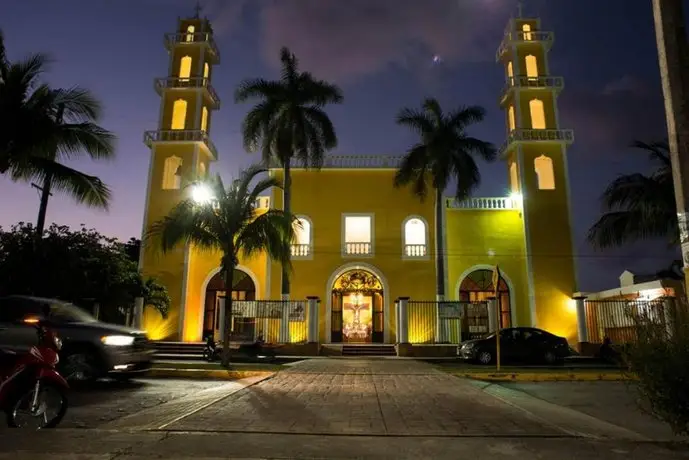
left=203, top=0, right=516, bottom=83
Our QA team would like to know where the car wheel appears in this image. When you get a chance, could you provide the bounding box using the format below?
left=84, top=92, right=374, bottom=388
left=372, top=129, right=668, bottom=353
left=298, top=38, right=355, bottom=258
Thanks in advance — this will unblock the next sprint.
left=60, top=351, right=99, bottom=383
left=543, top=350, right=557, bottom=365
left=477, top=350, right=493, bottom=365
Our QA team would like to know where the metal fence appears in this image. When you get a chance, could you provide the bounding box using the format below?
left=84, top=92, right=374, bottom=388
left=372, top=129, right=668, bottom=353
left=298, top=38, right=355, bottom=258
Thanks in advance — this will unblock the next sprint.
left=584, top=298, right=670, bottom=344
left=406, top=300, right=489, bottom=344
left=228, top=300, right=307, bottom=343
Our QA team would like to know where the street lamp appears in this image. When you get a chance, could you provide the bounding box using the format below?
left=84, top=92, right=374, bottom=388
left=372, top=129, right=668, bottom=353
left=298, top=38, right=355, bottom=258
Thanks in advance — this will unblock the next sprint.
left=191, top=183, right=214, bottom=204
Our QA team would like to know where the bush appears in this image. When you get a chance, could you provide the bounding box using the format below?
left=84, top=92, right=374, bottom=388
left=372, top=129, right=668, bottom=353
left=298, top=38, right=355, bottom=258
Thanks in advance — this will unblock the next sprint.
left=624, top=297, right=689, bottom=436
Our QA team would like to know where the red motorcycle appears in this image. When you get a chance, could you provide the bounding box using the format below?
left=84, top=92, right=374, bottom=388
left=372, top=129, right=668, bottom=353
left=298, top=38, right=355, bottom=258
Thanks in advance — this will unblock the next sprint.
left=0, top=319, right=69, bottom=428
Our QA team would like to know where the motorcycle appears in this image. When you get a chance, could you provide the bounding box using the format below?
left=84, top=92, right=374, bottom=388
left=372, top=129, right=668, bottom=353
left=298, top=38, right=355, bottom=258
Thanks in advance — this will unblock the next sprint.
left=202, top=334, right=220, bottom=362
left=0, top=319, right=69, bottom=429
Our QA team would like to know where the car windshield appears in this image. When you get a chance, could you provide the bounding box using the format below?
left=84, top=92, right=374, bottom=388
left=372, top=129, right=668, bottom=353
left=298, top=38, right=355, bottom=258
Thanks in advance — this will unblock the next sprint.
left=50, top=302, right=97, bottom=323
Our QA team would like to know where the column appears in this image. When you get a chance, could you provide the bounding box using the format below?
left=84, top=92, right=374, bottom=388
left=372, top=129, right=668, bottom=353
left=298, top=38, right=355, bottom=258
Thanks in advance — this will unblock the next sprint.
left=307, top=297, right=319, bottom=343
left=133, top=297, right=144, bottom=329
left=487, top=298, right=498, bottom=332
left=663, top=297, right=676, bottom=339
left=397, top=297, right=409, bottom=343
left=279, top=301, right=291, bottom=343
left=574, top=297, right=588, bottom=343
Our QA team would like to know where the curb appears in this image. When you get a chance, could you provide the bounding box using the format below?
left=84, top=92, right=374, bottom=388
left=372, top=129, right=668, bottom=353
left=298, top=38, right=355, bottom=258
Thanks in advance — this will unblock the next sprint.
left=149, top=368, right=276, bottom=380
left=455, top=372, right=634, bottom=382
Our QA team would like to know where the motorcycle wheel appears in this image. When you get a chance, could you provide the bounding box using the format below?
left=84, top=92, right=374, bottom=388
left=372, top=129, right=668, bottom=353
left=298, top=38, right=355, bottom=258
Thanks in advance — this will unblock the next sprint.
left=6, top=381, right=68, bottom=429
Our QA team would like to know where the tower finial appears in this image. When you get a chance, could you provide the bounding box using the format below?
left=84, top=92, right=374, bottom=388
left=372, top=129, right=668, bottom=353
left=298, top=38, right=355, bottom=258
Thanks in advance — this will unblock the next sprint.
left=193, top=1, right=203, bottom=19
left=517, top=1, right=524, bottom=18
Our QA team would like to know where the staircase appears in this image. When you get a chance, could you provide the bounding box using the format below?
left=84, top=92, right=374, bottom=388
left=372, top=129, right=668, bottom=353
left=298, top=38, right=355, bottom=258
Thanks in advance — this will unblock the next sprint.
left=341, top=345, right=397, bottom=357
left=152, top=341, right=205, bottom=360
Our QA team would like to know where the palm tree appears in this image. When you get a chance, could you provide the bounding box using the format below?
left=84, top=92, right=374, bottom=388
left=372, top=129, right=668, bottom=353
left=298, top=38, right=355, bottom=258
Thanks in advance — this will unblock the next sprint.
left=234, top=47, right=343, bottom=299
left=587, top=141, right=677, bottom=248
left=146, top=164, right=295, bottom=366
left=0, top=29, right=116, bottom=234
left=394, top=98, right=496, bottom=300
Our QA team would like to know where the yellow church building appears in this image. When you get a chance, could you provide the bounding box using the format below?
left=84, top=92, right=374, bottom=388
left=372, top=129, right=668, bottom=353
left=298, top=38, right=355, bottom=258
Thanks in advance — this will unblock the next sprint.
left=138, top=10, right=580, bottom=355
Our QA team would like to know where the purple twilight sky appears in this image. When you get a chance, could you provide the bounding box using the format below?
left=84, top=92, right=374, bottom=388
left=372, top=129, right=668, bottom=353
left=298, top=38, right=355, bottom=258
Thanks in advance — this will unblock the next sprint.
left=0, top=0, right=680, bottom=291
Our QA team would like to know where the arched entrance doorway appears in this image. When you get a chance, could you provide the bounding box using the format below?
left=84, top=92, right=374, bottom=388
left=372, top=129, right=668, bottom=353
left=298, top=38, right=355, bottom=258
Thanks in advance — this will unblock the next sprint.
left=203, top=269, right=256, bottom=340
left=331, top=269, right=384, bottom=343
left=459, top=269, right=512, bottom=329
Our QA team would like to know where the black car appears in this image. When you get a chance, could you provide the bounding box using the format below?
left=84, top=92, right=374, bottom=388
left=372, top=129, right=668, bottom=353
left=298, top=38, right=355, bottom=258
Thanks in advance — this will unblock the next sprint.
left=458, top=327, right=571, bottom=365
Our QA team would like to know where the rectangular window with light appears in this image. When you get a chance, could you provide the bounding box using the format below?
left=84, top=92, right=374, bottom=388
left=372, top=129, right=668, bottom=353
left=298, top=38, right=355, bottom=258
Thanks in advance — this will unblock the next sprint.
left=342, top=214, right=373, bottom=256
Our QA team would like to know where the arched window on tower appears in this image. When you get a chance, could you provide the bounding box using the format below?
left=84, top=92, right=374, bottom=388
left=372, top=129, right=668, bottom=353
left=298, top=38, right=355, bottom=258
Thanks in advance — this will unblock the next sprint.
left=171, top=99, right=187, bottom=130
left=185, top=25, right=195, bottom=42
left=508, top=106, right=516, bottom=131
left=506, top=61, right=514, bottom=86
left=525, top=55, right=538, bottom=80
left=179, top=56, right=192, bottom=81
left=529, top=99, right=546, bottom=129
left=534, top=155, right=556, bottom=190
left=204, top=62, right=210, bottom=80
left=291, top=216, right=312, bottom=258
left=510, top=162, right=519, bottom=192
left=522, top=24, right=532, bottom=41
left=201, top=106, right=209, bottom=132
left=403, top=217, right=427, bottom=257
left=162, top=156, right=183, bottom=190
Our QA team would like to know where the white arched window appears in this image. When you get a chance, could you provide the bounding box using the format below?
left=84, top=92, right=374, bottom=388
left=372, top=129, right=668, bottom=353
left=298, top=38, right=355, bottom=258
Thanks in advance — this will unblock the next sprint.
left=162, top=156, right=183, bottom=190
left=185, top=25, right=195, bottom=42
left=291, top=216, right=313, bottom=258
left=179, top=56, right=192, bottom=81
left=522, top=24, right=532, bottom=41
left=525, top=55, right=538, bottom=80
left=534, top=155, right=556, bottom=190
left=403, top=217, right=427, bottom=258
left=529, top=99, right=546, bottom=129
left=171, top=99, right=187, bottom=130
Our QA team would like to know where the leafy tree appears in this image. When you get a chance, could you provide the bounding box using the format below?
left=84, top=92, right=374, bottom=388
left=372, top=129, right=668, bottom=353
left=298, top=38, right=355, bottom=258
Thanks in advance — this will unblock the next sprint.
left=394, top=98, right=496, bottom=299
left=588, top=141, right=677, bottom=249
left=0, top=223, right=168, bottom=322
left=0, top=29, right=116, bottom=234
left=235, top=47, right=342, bottom=299
left=146, top=164, right=295, bottom=366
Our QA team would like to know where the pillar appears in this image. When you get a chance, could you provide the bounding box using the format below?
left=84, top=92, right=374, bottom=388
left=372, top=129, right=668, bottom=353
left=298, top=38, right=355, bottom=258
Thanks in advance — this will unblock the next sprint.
left=487, top=298, right=498, bottom=332
left=307, top=297, right=319, bottom=343
left=663, top=297, right=676, bottom=339
left=575, top=296, right=588, bottom=343
left=397, top=297, right=409, bottom=343
left=279, top=301, right=290, bottom=343
left=134, top=297, right=144, bottom=329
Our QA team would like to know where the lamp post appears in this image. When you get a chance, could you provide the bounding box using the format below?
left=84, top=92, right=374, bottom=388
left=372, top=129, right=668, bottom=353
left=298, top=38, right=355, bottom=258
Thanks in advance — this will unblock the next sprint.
left=652, top=0, right=689, bottom=287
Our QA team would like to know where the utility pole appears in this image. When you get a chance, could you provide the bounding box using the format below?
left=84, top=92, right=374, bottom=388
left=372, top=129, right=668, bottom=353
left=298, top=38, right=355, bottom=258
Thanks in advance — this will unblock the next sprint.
left=35, top=103, right=64, bottom=237
left=652, top=0, right=689, bottom=285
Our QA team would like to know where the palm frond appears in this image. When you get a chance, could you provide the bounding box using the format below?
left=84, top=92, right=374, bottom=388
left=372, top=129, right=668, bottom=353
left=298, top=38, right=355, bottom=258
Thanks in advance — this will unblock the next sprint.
left=394, top=144, right=429, bottom=199
left=146, top=199, right=221, bottom=253
left=396, top=108, right=434, bottom=138
left=299, top=74, right=344, bottom=106
left=422, top=98, right=443, bottom=124
left=457, top=136, right=497, bottom=162
left=236, top=209, right=293, bottom=267
left=448, top=105, right=486, bottom=129
left=279, top=47, right=299, bottom=84
left=234, top=78, right=285, bottom=103
left=52, top=86, right=103, bottom=122
left=631, top=139, right=671, bottom=167
left=587, top=210, right=678, bottom=249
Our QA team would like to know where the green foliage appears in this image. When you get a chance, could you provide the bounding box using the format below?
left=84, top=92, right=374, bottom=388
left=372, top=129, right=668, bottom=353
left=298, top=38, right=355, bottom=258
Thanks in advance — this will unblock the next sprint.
left=588, top=141, right=677, bottom=249
left=624, top=298, right=689, bottom=436
left=0, top=28, right=116, bottom=209
left=0, top=223, right=169, bottom=322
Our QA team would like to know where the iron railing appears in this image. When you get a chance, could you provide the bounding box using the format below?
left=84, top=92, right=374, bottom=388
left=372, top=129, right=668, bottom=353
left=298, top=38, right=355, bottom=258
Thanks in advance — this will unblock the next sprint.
left=406, top=300, right=489, bottom=344
left=584, top=298, right=669, bottom=344
left=496, top=30, right=554, bottom=61
left=164, top=32, right=220, bottom=62
left=445, top=196, right=519, bottom=210
left=228, top=300, right=308, bottom=343
left=154, top=77, right=221, bottom=108
left=499, top=128, right=575, bottom=157
left=143, top=129, right=218, bottom=160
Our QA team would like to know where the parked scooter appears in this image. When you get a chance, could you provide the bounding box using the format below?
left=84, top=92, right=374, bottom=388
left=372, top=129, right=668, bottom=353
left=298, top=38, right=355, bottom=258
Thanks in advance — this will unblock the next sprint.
left=0, top=319, right=69, bottom=428
left=202, top=334, right=220, bottom=362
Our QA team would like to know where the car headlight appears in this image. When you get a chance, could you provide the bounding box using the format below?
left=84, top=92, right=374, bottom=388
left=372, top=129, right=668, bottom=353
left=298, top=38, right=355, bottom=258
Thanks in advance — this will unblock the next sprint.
left=101, top=335, right=135, bottom=346
left=462, top=342, right=475, bottom=350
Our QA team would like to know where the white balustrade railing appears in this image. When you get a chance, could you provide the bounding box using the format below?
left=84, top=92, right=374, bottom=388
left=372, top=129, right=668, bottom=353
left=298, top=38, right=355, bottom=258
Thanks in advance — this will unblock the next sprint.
left=267, top=155, right=404, bottom=169
left=154, top=77, right=221, bottom=107
left=291, top=244, right=311, bottom=257
left=143, top=129, right=219, bottom=159
left=404, top=244, right=427, bottom=257
left=445, top=197, right=519, bottom=211
left=343, top=242, right=372, bottom=256
left=164, top=33, right=220, bottom=61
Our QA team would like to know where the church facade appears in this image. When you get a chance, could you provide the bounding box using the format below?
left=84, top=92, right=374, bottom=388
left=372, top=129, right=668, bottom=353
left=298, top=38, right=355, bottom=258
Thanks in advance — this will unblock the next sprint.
left=139, top=11, right=579, bottom=350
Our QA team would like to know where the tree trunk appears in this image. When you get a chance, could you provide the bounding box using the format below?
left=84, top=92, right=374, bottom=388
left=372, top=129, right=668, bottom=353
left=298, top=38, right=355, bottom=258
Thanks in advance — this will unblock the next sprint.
left=434, top=188, right=446, bottom=301
left=652, top=0, right=689, bottom=283
left=35, top=104, right=64, bottom=238
left=281, top=158, right=291, bottom=300
left=221, top=267, right=235, bottom=367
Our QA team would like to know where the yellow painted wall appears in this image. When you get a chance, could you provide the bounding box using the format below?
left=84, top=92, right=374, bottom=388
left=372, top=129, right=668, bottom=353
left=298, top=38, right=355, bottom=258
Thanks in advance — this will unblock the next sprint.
left=520, top=143, right=578, bottom=341
left=445, top=209, right=530, bottom=326
left=270, top=168, right=437, bottom=342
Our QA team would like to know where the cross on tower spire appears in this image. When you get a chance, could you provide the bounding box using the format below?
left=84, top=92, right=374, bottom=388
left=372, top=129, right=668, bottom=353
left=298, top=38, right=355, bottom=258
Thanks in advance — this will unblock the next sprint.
left=517, top=1, right=524, bottom=18
left=193, top=1, right=203, bottom=19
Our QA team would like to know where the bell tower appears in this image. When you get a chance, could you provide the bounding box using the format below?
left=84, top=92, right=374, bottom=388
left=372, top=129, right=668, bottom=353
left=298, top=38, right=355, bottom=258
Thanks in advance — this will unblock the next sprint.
left=496, top=7, right=578, bottom=336
left=139, top=7, right=221, bottom=340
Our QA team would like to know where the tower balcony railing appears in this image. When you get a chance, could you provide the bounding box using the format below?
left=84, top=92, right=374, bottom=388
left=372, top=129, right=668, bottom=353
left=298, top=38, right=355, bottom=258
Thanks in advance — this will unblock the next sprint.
left=154, top=77, right=221, bottom=109
left=164, top=32, right=220, bottom=63
left=445, top=197, right=520, bottom=211
left=498, top=129, right=574, bottom=157
left=266, top=155, right=404, bottom=169
left=143, top=129, right=218, bottom=160
left=496, top=30, right=554, bottom=61
left=500, top=76, right=564, bottom=102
